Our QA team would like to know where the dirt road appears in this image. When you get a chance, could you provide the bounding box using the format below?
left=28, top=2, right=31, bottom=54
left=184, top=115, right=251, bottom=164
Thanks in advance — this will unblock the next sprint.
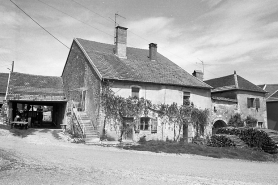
left=1, top=127, right=278, bottom=185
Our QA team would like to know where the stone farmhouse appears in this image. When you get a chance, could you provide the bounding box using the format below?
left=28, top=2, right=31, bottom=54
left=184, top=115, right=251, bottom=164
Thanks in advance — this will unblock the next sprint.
left=205, top=71, right=267, bottom=134
left=258, top=84, right=278, bottom=130
left=62, top=26, right=212, bottom=142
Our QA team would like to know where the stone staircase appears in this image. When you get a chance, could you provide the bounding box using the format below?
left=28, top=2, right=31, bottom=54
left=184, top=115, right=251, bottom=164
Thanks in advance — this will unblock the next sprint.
left=75, top=111, right=100, bottom=145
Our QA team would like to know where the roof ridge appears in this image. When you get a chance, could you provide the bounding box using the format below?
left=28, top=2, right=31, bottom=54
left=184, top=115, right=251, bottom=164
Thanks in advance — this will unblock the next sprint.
left=11, top=72, right=62, bottom=78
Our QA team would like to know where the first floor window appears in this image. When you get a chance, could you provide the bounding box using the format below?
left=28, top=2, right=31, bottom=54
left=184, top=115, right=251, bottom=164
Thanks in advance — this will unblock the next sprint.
left=183, top=92, right=190, bottom=105
left=131, top=87, right=140, bottom=98
left=247, top=97, right=260, bottom=108
left=140, top=117, right=150, bottom=130
left=247, top=98, right=255, bottom=108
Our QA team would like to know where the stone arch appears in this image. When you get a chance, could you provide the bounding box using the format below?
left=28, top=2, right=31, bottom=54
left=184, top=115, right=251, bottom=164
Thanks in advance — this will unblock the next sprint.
left=212, top=119, right=227, bottom=135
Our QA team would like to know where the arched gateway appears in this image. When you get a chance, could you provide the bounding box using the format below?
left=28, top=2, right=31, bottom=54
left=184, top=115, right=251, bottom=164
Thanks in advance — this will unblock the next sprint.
left=212, top=120, right=227, bottom=135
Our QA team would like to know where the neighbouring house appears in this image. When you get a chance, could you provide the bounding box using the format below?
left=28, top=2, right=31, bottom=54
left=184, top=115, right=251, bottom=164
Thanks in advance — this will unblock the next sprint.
left=62, top=26, right=212, bottom=142
left=0, top=73, right=9, bottom=109
left=205, top=71, right=267, bottom=133
left=258, top=84, right=278, bottom=130
left=5, top=72, right=67, bottom=127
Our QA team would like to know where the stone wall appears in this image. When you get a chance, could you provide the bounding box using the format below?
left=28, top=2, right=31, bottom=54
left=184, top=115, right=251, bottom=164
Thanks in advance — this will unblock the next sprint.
left=237, top=91, right=267, bottom=128
left=62, top=40, right=102, bottom=130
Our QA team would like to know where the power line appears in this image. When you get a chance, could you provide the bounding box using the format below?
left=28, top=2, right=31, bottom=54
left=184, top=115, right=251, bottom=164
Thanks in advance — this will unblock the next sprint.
left=10, top=0, right=70, bottom=49
left=70, top=0, right=114, bottom=24
left=37, top=0, right=114, bottom=38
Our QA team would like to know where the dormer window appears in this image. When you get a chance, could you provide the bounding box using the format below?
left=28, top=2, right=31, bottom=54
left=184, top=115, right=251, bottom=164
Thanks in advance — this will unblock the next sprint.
left=131, top=87, right=140, bottom=98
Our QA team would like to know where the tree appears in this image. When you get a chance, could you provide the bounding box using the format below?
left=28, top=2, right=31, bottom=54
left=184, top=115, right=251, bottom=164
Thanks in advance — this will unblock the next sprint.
left=245, top=115, right=258, bottom=127
left=228, top=113, right=244, bottom=127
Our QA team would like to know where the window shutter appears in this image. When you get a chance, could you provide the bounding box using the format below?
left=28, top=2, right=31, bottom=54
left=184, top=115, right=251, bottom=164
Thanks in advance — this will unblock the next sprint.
left=256, top=98, right=260, bottom=108
left=247, top=98, right=251, bottom=108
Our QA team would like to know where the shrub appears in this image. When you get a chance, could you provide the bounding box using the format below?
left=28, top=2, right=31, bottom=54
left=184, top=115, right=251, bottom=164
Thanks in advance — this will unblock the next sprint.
left=245, top=115, right=258, bottom=127
left=228, top=113, right=244, bottom=127
left=217, top=127, right=278, bottom=154
left=138, top=135, right=146, bottom=144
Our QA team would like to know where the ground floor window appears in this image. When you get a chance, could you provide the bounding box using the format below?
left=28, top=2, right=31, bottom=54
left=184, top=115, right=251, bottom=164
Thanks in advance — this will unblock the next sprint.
left=151, top=118, right=158, bottom=133
left=140, top=117, right=150, bottom=130
left=258, top=122, right=263, bottom=128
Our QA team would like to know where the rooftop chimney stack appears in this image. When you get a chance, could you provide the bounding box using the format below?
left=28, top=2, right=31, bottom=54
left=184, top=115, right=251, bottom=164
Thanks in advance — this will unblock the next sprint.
left=192, top=70, right=204, bottom=81
left=149, top=43, right=157, bottom=61
left=115, top=26, right=128, bottom=59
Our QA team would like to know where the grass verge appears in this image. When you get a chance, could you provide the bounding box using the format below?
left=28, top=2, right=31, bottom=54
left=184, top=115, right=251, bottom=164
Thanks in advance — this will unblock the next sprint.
left=121, top=140, right=278, bottom=162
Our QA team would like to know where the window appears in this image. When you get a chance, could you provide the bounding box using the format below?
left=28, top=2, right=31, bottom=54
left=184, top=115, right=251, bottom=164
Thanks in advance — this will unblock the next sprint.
left=131, top=87, right=140, bottom=98
left=258, top=122, right=263, bottom=128
left=183, top=92, right=190, bottom=105
left=247, top=98, right=260, bottom=109
left=151, top=118, right=158, bottom=133
left=247, top=98, right=255, bottom=108
left=140, top=117, right=150, bottom=130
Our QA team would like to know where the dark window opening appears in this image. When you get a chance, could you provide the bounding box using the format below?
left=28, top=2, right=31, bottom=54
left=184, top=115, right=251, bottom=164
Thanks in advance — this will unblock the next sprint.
left=132, top=87, right=140, bottom=98
left=151, top=118, right=158, bottom=133
left=183, top=92, right=190, bottom=105
left=140, top=117, right=150, bottom=130
left=247, top=98, right=255, bottom=108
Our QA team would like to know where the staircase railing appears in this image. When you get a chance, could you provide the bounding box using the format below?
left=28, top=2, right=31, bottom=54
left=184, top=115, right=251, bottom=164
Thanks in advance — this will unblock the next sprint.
left=70, top=100, right=86, bottom=138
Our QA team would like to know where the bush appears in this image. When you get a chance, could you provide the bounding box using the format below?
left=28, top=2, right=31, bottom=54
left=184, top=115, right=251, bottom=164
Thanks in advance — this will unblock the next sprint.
left=138, top=136, right=147, bottom=144
left=217, top=127, right=278, bottom=154
left=245, top=115, right=258, bottom=127
left=228, top=113, right=244, bottom=127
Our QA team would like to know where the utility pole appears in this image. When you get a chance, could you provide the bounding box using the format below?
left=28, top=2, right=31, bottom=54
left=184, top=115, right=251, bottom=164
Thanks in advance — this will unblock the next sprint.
left=114, top=13, right=126, bottom=44
left=11, top=61, right=14, bottom=72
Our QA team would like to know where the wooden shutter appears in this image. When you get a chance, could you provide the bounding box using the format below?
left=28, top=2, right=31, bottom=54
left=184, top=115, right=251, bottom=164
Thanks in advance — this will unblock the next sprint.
left=256, top=98, right=260, bottom=108
left=247, top=98, right=251, bottom=108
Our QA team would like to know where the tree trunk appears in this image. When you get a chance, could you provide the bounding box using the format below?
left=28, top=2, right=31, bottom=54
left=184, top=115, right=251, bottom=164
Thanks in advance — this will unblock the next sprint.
left=183, top=124, right=188, bottom=143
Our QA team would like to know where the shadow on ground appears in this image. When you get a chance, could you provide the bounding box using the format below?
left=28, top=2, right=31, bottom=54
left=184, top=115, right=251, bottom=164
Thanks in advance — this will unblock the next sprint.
left=0, top=124, right=61, bottom=139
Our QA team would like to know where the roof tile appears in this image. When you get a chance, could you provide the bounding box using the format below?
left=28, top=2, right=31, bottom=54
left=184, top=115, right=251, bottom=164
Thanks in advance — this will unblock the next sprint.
left=75, top=38, right=211, bottom=89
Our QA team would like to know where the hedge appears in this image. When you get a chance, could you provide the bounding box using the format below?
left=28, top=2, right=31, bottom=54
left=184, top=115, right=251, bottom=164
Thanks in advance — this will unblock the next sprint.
left=216, top=127, right=278, bottom=154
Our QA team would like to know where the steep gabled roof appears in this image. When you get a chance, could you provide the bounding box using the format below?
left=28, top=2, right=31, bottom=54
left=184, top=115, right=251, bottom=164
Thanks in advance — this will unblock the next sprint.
left=0, top=73, right=9, bottom=93
left=73, top=38, right=211, bottom=89
left=258, top=84, right=278, bottom=99
left=8, top=72, right=64, bottom=96
left=204, top=73, right=266, bottom=93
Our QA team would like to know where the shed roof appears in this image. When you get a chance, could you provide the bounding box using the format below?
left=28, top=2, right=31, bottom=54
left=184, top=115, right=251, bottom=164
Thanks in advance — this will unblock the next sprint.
left=258, top=84, right=278, bottom=99
left=73, top=38, right=211, bottom=89
left=8, top=72, right=65, bottom=96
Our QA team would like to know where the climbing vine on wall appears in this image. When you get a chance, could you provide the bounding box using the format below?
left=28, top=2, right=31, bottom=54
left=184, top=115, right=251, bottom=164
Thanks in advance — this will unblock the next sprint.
left=101, top=82, right=210, bottom=142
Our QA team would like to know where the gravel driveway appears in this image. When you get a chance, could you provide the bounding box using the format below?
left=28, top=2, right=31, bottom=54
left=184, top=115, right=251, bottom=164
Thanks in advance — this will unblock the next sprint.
left=1, top=127, right=278, bottom=185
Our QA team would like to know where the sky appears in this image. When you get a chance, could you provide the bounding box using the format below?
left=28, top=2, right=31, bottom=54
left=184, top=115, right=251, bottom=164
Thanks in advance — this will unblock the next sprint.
left=0, top=0, right=278, bottom=84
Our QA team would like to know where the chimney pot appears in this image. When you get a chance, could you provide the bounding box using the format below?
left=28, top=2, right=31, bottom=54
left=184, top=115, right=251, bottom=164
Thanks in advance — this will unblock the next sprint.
left=192, top=70, right=204, bottom=81
left=115, top=26, right=128, bottom=59
left=149, top=43, right=157, bottom=61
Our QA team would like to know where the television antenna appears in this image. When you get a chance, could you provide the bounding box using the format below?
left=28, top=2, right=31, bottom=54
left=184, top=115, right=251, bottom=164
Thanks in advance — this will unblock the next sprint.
left=113, top=13, right=126, bottom=44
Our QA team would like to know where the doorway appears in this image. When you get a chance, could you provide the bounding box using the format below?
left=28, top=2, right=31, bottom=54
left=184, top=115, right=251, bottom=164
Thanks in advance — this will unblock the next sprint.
left=212, top=120, right=227, bottom=135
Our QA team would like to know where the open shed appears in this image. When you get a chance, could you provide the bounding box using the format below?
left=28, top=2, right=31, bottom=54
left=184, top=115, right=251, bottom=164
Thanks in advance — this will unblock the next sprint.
left=6, top=72, right=67, bottom=128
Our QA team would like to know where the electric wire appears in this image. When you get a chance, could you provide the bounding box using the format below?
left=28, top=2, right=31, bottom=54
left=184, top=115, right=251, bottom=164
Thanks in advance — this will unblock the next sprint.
left=37, top=0, right=114, bottom=38
left=10, top=0, right=70, bottom=49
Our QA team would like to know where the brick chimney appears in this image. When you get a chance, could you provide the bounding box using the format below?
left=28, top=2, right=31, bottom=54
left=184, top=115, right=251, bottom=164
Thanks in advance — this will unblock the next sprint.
left=149, top=43, right=157, bottom=61
left=115, top=26, right=128, bottom=59
left=192, top=70, right=204, bottom=81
